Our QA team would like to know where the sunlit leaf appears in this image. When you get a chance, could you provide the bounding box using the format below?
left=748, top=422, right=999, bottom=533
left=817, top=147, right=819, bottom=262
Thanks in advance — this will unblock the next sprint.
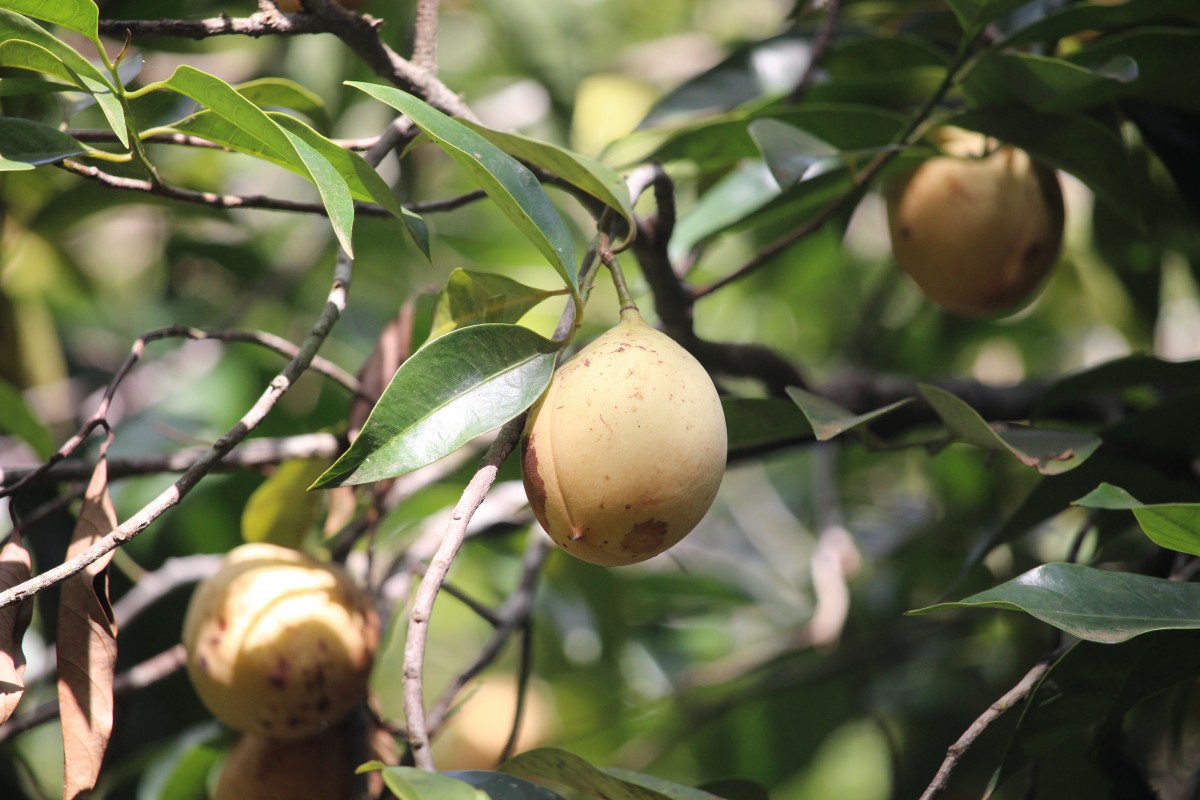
left=0, top=117, right=85, bottom=171
left=786, top=387, right=910, bottom=442
left=669, top=160, right=780, bottom=263
left=236, top=77, right=332, bottom=132
left=1075, top=482, right=1200, bottom=556
left=446, top=770, right=566, bottom=800
left=2, top=0, right=99, bottom=40
left=430, top=269, right=565, bottom=339
left=241, top=459, right=330, bottom=547
left=363, top=765, right=491, bottom=800
left=313, top=324, right=559, bottom=488
left=348, top=83, right=577, bottom=290
left=909, top=563, right=1200, bottom=643
left=919, top=384, right=1099, bottom=474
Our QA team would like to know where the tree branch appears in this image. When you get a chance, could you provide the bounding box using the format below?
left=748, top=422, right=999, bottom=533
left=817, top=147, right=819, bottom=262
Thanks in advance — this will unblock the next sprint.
left=787, top=0, right=847, bottom=105
left=411, top=0, right=440, bottom=72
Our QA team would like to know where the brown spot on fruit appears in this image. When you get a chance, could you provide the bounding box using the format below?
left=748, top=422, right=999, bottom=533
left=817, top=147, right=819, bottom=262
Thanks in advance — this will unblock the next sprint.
left=622, top=519, right=669, bottom=553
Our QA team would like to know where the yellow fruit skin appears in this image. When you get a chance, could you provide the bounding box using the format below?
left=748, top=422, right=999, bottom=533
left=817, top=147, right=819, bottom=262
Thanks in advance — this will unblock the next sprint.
left=182, top=543, right=379, bottom=741
left=521, top=310, right=727, bottom=566
left=214, top=727, right=352, bottom=800
left=886, top=144, right=1064, bottom=316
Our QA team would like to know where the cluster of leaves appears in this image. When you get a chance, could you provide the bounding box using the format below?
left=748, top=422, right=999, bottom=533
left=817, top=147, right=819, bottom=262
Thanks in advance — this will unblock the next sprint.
left=1, top=0, right=1200, bottom=798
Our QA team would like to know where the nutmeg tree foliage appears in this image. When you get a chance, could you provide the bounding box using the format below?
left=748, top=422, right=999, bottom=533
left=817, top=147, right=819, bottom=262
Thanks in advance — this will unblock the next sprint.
left=1, top=0, right=1200, bottom=797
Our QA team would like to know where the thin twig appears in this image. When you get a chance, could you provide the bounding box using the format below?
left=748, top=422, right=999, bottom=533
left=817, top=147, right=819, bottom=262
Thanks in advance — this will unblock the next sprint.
left=918, top=654, right=1058, bottom=800
left=402, top=419, right=525, bottom=769
left=0, top=257, right=353, bottom=611
left=497, top=599, right=535, bottom=764
left=787, top=0, right=847, bottom=104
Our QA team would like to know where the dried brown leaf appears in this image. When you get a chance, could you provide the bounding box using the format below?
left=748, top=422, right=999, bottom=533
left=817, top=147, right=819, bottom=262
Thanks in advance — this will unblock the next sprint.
left=57, top=454, right=119, bottom=800
left=0, top=531, right=33, bottom=725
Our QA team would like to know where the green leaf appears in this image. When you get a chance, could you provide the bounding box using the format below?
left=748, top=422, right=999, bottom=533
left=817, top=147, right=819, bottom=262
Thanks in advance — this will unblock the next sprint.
left=1002, top=0, right=1200, bottom=48
left=962, top=52, right=1136, bottom=113
left=747, top=119, right=841, bottom=189
left=722, top=397, right=812, bottom=453
left=909, top=563, right=1200, bottom=643
left=696, top=780, right=770, bottom=800
left=162, top=65, right=354, bottom=255
left=430, top=269, right=565, bottom=338
left=461, top=121, right=636, bottom=248
left=0, top=377, right=55, bottom=458
left=0, top=117, right=85, bottom=171
left=235, top=77, right=332, bottom=132
left=1035, top=354, right=1200, bottom=417
left=668, top=160, right=780, bottom=263
left=500, top=748, right=672, bottom=800
left=2, top=0, right=98, bottom=40
left=1075, top=482, right=1200, bottom=556
left=365, top=765, right=492, bottom=800
left=0, top=10, right=126, bottom=146
left=603, top=769, right=723, bottom=800
left=240, top=459, right=330, bottom=547
left=943, top=0, right=1031, bottom=32
left=918, top=384, right=1100, bottom=474
left=0, top=75, right=76, bottom=96
left=445, top=771, right=566, bottom=800
left=348, top=83, right=577, bottom=290
left=0, top=39, right=77, bottom=86
left=313, top=324, right=559, bottom=488
left=945, top=108, right=1142, bottom=228
left=994, top=631, right=1200, bottom=790
left=786, top=387, right=910, bottom=442
left=1068, top=28, right=1200, bottom=113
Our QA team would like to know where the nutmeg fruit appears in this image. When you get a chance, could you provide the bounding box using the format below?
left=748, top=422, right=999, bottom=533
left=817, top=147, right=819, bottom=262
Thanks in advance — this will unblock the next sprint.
left=215, top=726, right=353, bottom=800
left=885, top=130, right=1064, bottom=316
left=182, top=543, right=379, bottom=741
left=521, top=309, right=727, bottom=565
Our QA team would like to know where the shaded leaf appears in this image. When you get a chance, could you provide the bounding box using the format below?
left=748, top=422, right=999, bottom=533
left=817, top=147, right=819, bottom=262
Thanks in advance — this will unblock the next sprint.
left=697, top=780, right=770, bottom=800
left=501, top=748, right=669, bottom=800
left=0, top=117, right=85, bottom=171
left=461, top=121, right=637, bottom=248
left=722, top=397, right=812, bottom=453
left=0, top=532, right=33, bottom=725
left=0, top=75, right=76, bottom=96
left=2, top=0, right=99, bottom=40
left=1002, top=0, right=1200, bottom=48
left=313, top=324, right=559, bottom=488
left=786, top=386, right=910, bottom=441
left=1075, top=482, right=1200, bottom=556
left=604, top=768, right=723, bottom=800
left=446, top=770, right=566, bottom=800
left=57, top=451, right=120, bottom=798
left=430, top=269, right=565, bottom=339
left=235, top=77, right=332, bottom=132
left=241, top=459, right=330, bottom=547
left=161, top=65, right=353, bottom=254
left=349, top=83, right=577, bottom=290
left=909, top=563, right=1200, bottom=643
left=0, top=376, right=55, bottom=458
left=1035, top=354, right=1200, bottom=417
left=362, top=764, right=491, bottom=800
left=919, top=383, right=1099, bottom=474
left=0, top=11, right=126, bottom=146
left=137, top=722, right=229, bottom=800
left=1068, top=27, right=1200, bottom=113
left=748, top=119, right=841, bottom=189
left=943, top=0, right=1032, bottom=32
left=945, top=108, right=1142, bottom=227
left=962, top=52, right=1136, bottom=113
left=994, top=631, right=1200, bottom=789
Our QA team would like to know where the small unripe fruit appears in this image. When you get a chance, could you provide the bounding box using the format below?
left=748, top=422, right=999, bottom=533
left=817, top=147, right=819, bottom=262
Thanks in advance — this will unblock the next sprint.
left=182, top=543, right=379, bottom=741
left=886, top=131, right=1064, bottom=316
left=521, top=309, right=727, bottom=566
left=214, top=726, right=353, bottom=800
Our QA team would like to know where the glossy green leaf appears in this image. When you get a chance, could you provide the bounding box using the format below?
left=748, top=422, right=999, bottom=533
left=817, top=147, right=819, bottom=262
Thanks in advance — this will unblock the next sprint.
left=962, top=52, right=1136, bottom=113
left=162, top=65, right=354, bottom=255
left=0, top=377, right=55, bottom=458
left=3, top=0, right=98, bottom=40
left=943, top=0, right=1031, bottom=32
left=918, top=383, right=1099, bottom=474
left=0, top=75, right=75, bottom=96
left=446, top=770, right=566, bottom=800
left=501, top=748, right=671, bottom=800
left=1002, top=0, right=1200, bottom=48
left=348, top=83, right=577, bottom=290
left=1075, top=482, right=1200, bottom=556
left=909, top=563, right=1200, bottom=643
left=722, top=397, right=813, bottom=453
left=461, top=121, right=636, bottom=248
left=945, top=108, right=1141, bottom=227
left=668, top=160, right=780, bottom=263
left=748, top=119, right=841, bottom=189
left=0, top=117, right=85, bottom=171
left=993, top=631, right=1200, bottom=790
left=785, top=387, right=910, bottom=442
left=240, top=459, right=329, bottom=547
left=0, top=39, right=76, bottom=86
left=430, top=269, right=565, bottom=339
left=0, top=10, right=126, bottom=146
left=365, top=765, right=492, bottom=800
left=313, top=324, right=559, bottom=488
left=235, top=77, right=332, bottom=132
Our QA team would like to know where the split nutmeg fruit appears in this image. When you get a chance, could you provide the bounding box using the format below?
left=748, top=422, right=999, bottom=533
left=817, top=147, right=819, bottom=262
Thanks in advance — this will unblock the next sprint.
left=521, top=309, right=727, bottom=566
left=182, top=542, right=379, bottom=741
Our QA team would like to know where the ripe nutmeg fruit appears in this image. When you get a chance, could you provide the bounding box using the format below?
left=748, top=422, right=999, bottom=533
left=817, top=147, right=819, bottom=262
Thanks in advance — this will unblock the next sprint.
left=182, top=542, right=379, bottom=741
left=521, top=309, right=727, bottom=566
left=885, top=129, right=1064, bottom=317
